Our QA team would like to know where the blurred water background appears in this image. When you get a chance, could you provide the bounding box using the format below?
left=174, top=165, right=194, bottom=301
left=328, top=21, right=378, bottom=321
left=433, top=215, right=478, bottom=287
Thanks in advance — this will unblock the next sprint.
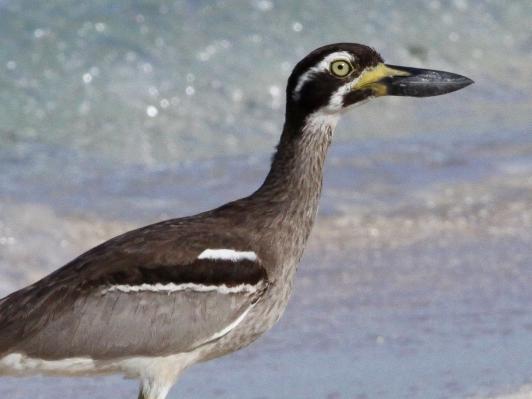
left=1, top=0, right=532, bottom=398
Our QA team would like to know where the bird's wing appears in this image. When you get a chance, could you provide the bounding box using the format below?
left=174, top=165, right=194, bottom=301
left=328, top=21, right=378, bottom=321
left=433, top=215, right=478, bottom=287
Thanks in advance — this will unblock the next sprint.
left=0, top=218, right=270, bottom=359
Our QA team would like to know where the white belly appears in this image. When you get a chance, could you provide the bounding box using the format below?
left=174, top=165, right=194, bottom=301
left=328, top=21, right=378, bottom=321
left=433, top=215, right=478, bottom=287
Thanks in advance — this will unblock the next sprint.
left=0, top=351, right=200, bottom=379
left=0, top=353, right=101, bottom=377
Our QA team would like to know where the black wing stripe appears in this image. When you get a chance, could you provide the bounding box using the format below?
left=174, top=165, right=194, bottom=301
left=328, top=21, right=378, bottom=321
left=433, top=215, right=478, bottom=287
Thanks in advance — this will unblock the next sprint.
left=99, top=258, right=268, bottom=289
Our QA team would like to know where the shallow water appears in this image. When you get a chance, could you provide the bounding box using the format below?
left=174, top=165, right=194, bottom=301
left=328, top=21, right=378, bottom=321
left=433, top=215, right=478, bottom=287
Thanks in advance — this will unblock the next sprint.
left=1, top=0, right=532, bottom=398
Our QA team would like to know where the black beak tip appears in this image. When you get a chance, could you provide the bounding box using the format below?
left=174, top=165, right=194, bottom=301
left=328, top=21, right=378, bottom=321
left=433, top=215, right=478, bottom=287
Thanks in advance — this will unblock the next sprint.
left=463, top=76, right=475, bottom=87
left=384, top=65, right=474, bottom=97
left=446, top=75, right=474, bottom=94
left=458, top=76, right=474, bottom=88
left=414, top=70, right=475, bottom=96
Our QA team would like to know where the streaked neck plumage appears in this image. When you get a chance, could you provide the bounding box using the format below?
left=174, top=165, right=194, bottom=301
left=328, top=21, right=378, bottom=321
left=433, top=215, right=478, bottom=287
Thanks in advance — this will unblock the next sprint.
left=251, top=111, right=339, bottom=244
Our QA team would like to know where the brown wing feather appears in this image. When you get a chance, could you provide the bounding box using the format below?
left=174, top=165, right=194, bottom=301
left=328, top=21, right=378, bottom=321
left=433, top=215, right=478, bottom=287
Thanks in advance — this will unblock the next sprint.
left=0, top=216, right=269, bottom=359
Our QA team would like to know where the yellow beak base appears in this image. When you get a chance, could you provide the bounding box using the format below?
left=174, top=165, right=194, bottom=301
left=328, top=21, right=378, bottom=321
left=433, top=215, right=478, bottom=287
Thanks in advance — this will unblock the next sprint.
left=352, top=64, right=410, bottom=96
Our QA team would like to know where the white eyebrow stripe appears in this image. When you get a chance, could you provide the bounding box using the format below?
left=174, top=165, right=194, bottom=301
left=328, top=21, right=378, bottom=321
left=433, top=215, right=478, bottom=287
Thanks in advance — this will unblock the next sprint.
left=197, top=249, right=258, bottom=262
left=102, top=282, right=261, bottom=295
left=292, top=51, right=354, bottom=100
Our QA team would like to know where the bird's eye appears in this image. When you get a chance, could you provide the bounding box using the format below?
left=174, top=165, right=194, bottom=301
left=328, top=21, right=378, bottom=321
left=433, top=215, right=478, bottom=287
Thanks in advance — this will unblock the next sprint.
left=330, top=60, right=353, bottom=78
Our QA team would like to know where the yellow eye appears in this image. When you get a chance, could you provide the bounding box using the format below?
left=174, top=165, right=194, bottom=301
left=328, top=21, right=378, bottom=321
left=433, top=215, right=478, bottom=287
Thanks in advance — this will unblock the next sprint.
left=330, top=60, right=353, bottom=78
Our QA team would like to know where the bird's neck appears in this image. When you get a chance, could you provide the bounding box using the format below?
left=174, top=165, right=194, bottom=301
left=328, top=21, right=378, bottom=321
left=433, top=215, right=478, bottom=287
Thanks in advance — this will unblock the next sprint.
left=251, top=111, right=339, bottom=236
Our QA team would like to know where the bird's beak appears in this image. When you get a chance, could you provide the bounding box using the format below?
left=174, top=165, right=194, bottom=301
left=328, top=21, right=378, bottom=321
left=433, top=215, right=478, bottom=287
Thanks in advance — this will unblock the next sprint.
left=352, top=63, right=474, bottom=97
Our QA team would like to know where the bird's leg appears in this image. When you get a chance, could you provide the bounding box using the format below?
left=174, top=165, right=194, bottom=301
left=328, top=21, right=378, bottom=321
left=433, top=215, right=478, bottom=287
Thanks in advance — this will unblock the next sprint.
left=137, top=355, right=188, bottom=399
left=138, top=379, right=171, bottom=399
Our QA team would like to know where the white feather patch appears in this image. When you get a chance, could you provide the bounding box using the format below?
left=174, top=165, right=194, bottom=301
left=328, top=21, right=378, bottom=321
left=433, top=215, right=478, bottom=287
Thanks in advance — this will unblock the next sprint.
left=0, top=353, right=96, bottom=376
left=102, top=282, right=260, bottom=295
left=303, top=111, right=340, bottom=133
left=197, top=248, right=257, bottom=262
left=0, top=351, right=201, bottom=381
left=327, top=81, right=354, bottom=112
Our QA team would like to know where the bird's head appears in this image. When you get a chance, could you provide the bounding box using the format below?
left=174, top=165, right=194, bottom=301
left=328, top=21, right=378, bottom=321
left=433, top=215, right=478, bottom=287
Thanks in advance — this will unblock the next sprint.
left=286, top=43, right=473, bottom=122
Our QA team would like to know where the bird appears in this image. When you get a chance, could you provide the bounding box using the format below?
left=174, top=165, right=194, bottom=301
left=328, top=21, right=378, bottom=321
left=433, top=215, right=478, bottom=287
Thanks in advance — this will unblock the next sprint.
left=0, top=43, right=473, bottom=399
